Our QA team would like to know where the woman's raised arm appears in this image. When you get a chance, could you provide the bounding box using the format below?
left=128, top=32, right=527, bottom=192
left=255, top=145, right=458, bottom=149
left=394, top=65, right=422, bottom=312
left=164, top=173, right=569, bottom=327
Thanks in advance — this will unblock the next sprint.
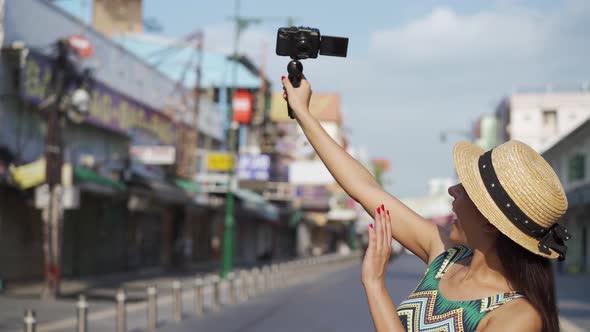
left=281, top=76, right=449, bottom=263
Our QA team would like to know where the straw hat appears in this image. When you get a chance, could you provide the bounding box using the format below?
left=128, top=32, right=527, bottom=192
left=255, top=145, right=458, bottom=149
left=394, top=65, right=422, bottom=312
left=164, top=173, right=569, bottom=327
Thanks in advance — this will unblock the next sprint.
left=453, top=140, right=571, bottom=259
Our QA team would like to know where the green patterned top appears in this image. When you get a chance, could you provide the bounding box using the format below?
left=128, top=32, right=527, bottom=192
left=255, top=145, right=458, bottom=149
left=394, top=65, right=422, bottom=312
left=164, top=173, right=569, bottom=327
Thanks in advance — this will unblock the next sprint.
left=396, top=245, right=524, bottom=332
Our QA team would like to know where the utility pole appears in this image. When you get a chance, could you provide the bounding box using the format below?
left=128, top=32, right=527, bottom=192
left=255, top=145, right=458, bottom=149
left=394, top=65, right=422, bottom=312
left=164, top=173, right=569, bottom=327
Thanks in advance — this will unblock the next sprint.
left=221, top=0, right=241, bottom=279
left=193, top=31, right=203, bottom=164
left=41, top=37, right=92, bottom=299
left=220, top=2, right=294, bottom=277
left=42, top=40, right=70, bottom=299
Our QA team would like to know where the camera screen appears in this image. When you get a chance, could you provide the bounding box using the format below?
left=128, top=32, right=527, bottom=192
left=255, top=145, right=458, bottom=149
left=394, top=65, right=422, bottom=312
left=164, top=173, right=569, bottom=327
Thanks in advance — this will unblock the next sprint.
left=320, top=36, right=348, bottom=57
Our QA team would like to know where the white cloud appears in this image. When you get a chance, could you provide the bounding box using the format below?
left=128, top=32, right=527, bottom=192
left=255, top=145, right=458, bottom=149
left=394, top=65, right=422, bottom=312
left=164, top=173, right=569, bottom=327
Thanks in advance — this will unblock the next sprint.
left=369, top=7, right=550, bottom=66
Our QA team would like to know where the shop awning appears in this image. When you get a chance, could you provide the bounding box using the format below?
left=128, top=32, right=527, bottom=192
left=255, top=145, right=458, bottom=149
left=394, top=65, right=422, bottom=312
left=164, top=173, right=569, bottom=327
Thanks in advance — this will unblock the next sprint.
left=128, top=173, right=190, bottom=205
left=234, top=189, right=279, bottom=222
left=74, top=166, right=126, bottom=195
left=174, top=178, right=201, bottom=193
left=289, top=210, right=304, bottom=227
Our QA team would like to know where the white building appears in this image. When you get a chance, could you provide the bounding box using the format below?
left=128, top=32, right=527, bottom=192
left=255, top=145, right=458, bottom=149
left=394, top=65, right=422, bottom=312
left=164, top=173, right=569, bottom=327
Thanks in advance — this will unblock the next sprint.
left=496, top=88, right=590, bottom=152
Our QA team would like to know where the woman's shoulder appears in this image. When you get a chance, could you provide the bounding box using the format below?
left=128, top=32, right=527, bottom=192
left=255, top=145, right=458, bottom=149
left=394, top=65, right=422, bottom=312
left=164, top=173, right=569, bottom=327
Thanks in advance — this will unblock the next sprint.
left=480, top=298, right=542, bottom=331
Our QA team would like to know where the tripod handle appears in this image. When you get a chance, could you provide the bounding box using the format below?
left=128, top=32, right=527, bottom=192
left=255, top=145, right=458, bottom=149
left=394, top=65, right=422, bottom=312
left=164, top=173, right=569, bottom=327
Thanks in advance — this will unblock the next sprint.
left=286, top=60, right=303, bottom=119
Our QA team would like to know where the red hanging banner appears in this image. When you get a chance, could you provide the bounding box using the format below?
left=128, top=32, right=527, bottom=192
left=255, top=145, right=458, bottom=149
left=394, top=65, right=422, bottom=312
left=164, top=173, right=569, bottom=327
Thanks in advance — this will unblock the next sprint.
left=232, top=89, right=253, bottom=124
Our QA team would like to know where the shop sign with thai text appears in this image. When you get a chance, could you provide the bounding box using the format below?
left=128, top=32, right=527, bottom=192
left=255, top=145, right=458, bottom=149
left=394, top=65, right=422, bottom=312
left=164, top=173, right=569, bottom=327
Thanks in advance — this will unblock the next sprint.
left=21, top=52, right=178, bottom=144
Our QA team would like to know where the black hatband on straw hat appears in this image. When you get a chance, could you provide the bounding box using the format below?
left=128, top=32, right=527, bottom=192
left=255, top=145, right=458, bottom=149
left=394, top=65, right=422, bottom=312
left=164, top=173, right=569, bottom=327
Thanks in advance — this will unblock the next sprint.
left=478, top=150, right=572, bottom=260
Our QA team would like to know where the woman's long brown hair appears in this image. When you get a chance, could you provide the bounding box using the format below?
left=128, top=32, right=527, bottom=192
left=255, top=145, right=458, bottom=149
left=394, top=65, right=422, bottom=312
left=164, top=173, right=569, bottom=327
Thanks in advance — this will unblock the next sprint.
left=496, top=233, right=560, bottom=332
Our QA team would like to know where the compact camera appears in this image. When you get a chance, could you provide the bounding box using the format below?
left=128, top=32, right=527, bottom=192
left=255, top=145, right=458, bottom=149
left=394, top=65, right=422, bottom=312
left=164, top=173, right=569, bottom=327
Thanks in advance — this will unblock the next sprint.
left=275, top=26, right=348, bottom=60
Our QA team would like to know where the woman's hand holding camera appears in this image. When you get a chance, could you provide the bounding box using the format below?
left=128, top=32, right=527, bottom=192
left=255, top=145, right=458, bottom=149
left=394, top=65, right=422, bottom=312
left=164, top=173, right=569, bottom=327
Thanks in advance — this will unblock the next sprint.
left=281, top=76, right=312, bottom=118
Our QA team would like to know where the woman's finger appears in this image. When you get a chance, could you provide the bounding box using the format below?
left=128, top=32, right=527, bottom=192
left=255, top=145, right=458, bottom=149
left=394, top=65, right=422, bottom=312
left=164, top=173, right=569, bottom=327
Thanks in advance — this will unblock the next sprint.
left=375, top=206, right=383, bottom=252
left=385, top=209, right=392, bottom=252
left=381, top=205, right=388, bottom=252
left=381, top=207, right=388, bottom=251
left=281, top=75, right=294, bottom=93
left=367, top=219, right=375, bottom=252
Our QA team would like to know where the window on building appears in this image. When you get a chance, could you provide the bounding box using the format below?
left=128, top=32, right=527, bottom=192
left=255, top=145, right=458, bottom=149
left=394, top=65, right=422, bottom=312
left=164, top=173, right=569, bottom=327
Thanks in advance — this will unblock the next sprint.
left=542, top=109, right=558, bottom=133
left=568, top=154, right=586, bottom=182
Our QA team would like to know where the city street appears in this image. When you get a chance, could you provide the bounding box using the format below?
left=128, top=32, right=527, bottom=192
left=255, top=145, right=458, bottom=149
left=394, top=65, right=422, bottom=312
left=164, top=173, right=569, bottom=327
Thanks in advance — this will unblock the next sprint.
left=3, top=253, right=587, bottom=332
left=1, top=2, right=590, bottom=332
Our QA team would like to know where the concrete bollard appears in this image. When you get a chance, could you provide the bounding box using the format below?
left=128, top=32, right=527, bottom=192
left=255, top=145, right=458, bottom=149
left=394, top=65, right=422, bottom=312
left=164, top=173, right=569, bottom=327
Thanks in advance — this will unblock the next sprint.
left=23, top=309, right=36, bottom=332
left=147, top=286, right=158, bottom=331
left=193, top=278, right=204, bottom=317
left=245, top=270, right=254, bottom=298
left=239, top=271, right=249, bottom=302
left=271, top=265, right=280, bottom=289
left=172, top=280, right=182, bottom=322
left=77, top=294, right=88, bottom=332
left=116, top=289, right=126, bottom=332
left=227, top=272, right=237, bottom=305
left=262, top=266, right=271, bottom=291
left=253, top=268, right=262, bottom=294
left=211, top=276, right=221, bottom=312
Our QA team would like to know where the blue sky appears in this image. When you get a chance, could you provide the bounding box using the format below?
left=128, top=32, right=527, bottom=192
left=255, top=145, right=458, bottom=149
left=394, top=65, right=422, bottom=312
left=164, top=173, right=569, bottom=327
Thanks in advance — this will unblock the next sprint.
left=58, top=0, right=590, bottom=197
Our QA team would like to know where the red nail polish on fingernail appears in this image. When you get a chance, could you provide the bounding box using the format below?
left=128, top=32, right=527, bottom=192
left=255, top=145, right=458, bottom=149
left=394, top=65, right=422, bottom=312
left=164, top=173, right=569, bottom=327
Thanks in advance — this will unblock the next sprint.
left=387, top=210, right=390, bottom=215
left=377, top=208, right=380, bottom=214
left=381, top=204, right=385, bottom=210
left=281, top=76, right=286, bottom=80
left=369, top=223, right=374, bottom=229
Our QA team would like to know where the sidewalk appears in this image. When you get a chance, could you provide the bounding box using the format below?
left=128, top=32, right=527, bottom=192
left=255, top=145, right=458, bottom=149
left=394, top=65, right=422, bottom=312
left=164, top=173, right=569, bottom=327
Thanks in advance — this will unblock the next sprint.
left=0, top=265, right=218, bottom=331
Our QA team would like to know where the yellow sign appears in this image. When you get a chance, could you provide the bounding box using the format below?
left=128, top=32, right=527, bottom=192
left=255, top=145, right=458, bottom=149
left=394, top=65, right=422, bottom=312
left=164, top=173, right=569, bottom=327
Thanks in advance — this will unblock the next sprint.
left=10, top=158, right=46, bottom=190
left=9, top=159, right=73, bottom=190
left=207, top=153, right=235, bottom=171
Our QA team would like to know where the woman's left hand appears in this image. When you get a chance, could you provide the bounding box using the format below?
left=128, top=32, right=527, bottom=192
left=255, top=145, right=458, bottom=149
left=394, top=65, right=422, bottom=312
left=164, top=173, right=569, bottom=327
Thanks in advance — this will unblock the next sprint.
left=362, top=204, right=393, bottom=289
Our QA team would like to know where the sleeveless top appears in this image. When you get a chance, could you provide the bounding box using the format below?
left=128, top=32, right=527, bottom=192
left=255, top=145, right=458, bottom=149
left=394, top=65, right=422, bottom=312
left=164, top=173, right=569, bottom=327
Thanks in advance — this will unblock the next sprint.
left=396, top=245, right=525, bottom=332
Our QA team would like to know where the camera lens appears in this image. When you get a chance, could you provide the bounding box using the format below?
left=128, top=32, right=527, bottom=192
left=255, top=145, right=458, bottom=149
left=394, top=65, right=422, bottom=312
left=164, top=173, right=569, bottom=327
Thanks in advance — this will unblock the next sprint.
left=296, top=39, right=311, bottom=58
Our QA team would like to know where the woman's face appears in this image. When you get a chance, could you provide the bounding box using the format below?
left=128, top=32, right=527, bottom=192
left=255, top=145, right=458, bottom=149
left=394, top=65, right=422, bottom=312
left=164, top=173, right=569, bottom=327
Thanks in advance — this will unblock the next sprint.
left=448, top=183, right=491, bottom=244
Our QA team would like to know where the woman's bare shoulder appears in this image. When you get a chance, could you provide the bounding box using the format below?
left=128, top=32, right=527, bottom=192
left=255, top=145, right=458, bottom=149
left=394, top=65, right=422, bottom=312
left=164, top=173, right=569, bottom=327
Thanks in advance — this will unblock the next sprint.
left=479, top=298, right=542, bottom=332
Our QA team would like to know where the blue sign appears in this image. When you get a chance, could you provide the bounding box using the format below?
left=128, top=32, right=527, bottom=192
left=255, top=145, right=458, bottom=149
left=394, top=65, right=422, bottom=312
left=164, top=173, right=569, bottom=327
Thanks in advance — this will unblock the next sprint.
left=238, top=153, right=270, bottom=181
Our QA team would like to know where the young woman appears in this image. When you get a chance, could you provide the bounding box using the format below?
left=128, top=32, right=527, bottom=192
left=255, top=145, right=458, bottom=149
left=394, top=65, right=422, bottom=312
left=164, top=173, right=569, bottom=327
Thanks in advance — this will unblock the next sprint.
left=281, top=76, right=571, bottom=332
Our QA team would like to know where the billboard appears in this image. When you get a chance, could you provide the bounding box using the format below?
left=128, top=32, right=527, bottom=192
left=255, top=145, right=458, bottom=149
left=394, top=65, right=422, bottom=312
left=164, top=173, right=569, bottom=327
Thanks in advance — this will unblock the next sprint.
left=238, top=153, right=270, bottom=181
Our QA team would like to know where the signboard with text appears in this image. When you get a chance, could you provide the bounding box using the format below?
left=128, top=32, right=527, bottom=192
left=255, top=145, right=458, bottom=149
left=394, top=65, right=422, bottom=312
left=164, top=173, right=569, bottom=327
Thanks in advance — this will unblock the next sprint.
left=130, top=146, right=176, bottom=165
left=238, top=153, right=270, bottom=181
left=21, top=52, right=178, bottom=144
left=232, top=89, right=253, bottom=124
left=206, top=152, right=235, bottom=172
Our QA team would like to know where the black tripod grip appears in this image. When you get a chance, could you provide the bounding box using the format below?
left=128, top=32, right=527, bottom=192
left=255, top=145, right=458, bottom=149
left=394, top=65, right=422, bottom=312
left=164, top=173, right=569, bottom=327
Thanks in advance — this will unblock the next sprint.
left=287, top=74, right=302, bottom=119
left=286, top=60, right=303, bottom=119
